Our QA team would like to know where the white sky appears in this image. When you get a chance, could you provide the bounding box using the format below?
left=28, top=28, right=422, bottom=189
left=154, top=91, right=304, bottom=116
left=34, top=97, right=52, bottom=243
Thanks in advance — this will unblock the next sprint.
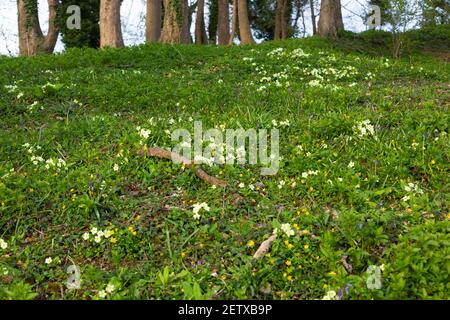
left=0, top=0, right=369, bottom=56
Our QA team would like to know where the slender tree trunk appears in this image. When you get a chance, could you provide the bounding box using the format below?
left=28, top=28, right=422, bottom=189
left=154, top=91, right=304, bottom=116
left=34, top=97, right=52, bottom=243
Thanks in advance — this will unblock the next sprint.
left=146, top=0, right=161, bottom=43
left=301, top=4, right=306, bottom=37
left=334, top=0, right=344, bottom=30
left=217, top=0, right=229, bottom=45
left=309, top=0, right=317, bottom=35
left=237, top=0, right=254, bottom=44
left=181, top=0, right=191, bottom=44
left=281, top=0, right=287, bottom=38
left=274, top=0, right=283, bottom=40
left=17, top=0, right=59, bottom=56
left=100, top=0, right=124, bottom=48
left=274, top=0, right=288, bottom=40
left=229, top=0, right=238, bottom=44
left=160, top=0, right=182, bottom=43
left=195, top=0, right=208, bottom=44
left=317, top=0, right=344, bottom=37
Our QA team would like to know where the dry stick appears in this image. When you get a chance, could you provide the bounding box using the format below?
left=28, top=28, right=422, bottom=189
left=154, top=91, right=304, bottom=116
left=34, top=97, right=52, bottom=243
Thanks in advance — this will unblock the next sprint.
left=137, top=147, right=227, bottom=188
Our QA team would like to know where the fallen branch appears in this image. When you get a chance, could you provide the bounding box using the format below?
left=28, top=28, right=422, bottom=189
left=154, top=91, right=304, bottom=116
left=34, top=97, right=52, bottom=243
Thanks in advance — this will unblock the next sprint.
left=137, top=147, right=226, bottom=188
left=253, top=234, right=277, bottom=260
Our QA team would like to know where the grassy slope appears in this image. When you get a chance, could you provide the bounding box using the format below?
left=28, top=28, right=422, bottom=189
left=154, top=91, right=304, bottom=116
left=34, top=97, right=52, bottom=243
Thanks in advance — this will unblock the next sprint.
left=0, top=35, right=449, bottom=300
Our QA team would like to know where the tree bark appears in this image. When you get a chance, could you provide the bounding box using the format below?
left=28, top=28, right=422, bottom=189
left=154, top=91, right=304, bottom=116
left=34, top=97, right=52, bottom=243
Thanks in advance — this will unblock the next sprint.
left=160, top=0, right=182, bottom=43
left=217, top=0, right=229, bottom=45
left=317, top=0, right=344, bottom=37
left=237, top=0, right=254, bottom=44
left=195, top=0, right=208, bottom=44
left=181, top=0, right=191, bottom=44
left=146, top=0, right=161, bottom=43
left=100, top=0, right=124, bottom=48
left=17, top=0, right=59, bottom=56
left=274, top=0, right=288, bottom=40
left=229, top=0, right=238, bottom=45
left=309, top=0, right=317, bottom=35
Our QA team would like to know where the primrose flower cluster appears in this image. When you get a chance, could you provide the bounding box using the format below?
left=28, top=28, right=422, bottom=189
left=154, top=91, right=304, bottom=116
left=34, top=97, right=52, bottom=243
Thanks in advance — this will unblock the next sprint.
left=192, top=202, right=210, bottom=220
left=353, top=119, right=375, bottom=138
left=83, top=226, right=117, bottom=244
left=401, top=182, right=424, bottom=202
left=22, top=143, right=67, bottom=171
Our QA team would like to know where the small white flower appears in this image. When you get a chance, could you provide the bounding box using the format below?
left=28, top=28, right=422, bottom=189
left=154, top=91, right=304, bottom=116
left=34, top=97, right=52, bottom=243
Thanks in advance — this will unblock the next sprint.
left=113, top=163, right=119, bottom=172
left=322, top=290, right=337, bottom=300
left=82, top=232, right=90, bottom=241
left=348, top=161, right=355, bottom=168
left=94, top=235, right=102, bottom=243
left=105, top=284, right=115, bottom=294
left=249, top=184, right=255, bottom=191
left=192, top=202, right=210, bottom=219
left=0, top=239, right=7, bottom=250
left=280, top=223, right=294, bottom=237
left=239, top=182, right=245, bottom=188
left=98, top=290, right=107, bottom=298
left=45, top=257, right=53, bottom=264
left=91, top=227, right=98, bottom=234
left=402, top=195, right=410, bottom=202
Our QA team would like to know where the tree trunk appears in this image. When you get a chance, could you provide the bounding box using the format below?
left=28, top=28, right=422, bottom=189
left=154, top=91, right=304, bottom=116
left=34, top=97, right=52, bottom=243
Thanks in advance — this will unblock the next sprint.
left=146, top=0, right=161, bottom=43
left=309, top=0, right=317, bottom=35
left=274, top=0, right=288, bottom=40
left=317, top=0, right=344, bottom=37
left=229, top=0, right=238, bottom=44
left=181, top=0, right=191, bottom=44
left=237, top=0, right=254, bottom=44
left=334, top=0, right=344, bottom=30
left=17, top=0, right=59, bottom=56
left=160, top=0, right=182, bottom=43
left=274, top=0, right=282, bottom=40
left=195, top=0, right=208, bottom=44
left=217, top=0, right=229, bottom=45
left=100, top=0, right=124, bottom=48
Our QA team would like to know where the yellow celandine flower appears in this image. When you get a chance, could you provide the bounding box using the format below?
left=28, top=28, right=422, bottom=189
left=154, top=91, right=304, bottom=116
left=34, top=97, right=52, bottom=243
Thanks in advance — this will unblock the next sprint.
left=135, top=215, right=141, bottom=221
left=304, top=244, right=309, bottom=250
left=323, top=284, right=328, bottom=289
left=328, top=271, right=337, bottom=276
left=287, top=275, right=294, bottom=281
left=110, top=237, right=117, bottom=244
left=128, top=226, right=137, bottom=236
left=181, top=252, right=186, bottom=258
left=247, top=240, right=255, bottom=247
left=293, top=224, right=300, bottom=230
left=285, top=260, right=292, bottom=266
left=431, top=160, right=436, bottom=165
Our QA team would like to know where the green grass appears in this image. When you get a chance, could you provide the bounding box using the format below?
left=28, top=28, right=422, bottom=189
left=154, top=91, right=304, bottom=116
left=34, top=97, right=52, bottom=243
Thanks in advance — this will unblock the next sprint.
left=0, top=34, right=449, bottom=300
